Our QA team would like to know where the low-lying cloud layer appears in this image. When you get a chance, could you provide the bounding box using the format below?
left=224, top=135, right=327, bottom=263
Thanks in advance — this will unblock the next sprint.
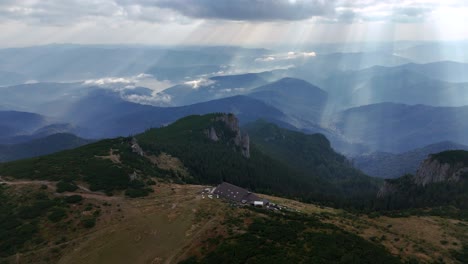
left=83, top=73, right=174, bottom=106
left=255, top=51, right=316, bottom=62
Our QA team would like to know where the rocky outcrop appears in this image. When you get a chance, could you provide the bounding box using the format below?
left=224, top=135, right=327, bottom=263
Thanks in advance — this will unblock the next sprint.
left=131, top=138, right=144, bottom=156
left=205, top=114, right=250, bottom=158
left=377, top=152, right=468, bottom=198
left=240, top=132, right=250, bottom=158
left=377, top=181, right=397, bottom=198
left=414, top=156, right=467, bottom=186
left=129, top=171, right=138, bottom=181
left=207, top=126, right=219, bottom=142
left=216, top=114, right=240, bottom=133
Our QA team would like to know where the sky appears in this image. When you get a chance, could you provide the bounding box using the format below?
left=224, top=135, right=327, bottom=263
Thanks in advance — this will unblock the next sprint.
left=1, top=0, right=468, bottom=47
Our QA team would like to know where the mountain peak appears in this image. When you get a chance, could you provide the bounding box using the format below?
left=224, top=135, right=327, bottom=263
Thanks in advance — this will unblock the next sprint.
left=139, top=113, right=250, bottom=158
left=270, top=77, right=319, bottom=88
left=253, top=78, right=326, bottom=98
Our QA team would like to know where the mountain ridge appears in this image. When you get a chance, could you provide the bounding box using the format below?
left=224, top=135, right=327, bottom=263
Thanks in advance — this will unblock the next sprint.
left=353, top=141, right=468, bottom=178
left=377, top=150, right=468, bottom=210
left=0, top=113, right=380, bottom=208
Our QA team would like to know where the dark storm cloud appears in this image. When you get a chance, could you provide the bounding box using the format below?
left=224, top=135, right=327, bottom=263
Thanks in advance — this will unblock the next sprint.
left=0, top=0, right=466, bottom=25
left=147, top=0, right=336, bottom=21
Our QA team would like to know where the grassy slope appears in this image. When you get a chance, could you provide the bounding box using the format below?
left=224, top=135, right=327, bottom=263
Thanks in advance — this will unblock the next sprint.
left=0, top=137, right=170, bottom=196
left=1, top=182, right=466, bottom=264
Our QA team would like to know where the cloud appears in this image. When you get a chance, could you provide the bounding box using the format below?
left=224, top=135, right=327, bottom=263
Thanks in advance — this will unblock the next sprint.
left=0, top=0, right=123, bottom=25
left=140, top=0, right=336, bottom=21
left=255, top=56, right=276, bottom=62
left=124, top=92, right=172, bottom=106
left=328, top=0, right=445, bottom=23
left=2, top=0, right=468, bottom=48
left=1, top=0, right=468, bottom=26
left=82, top=73, right=174, bottom=105
left=84, top=77, right=133, bottom=86
left=0, top=0, right=183, bottom=25
left=83, top=73, right=162, bottom=87
left=288, top=51, right=317, bottom=58
left=255, top=51, right=316, bottom=63
left=184, top=78, right=216, bottom=89
left=0, top=0, right=335, bottom=25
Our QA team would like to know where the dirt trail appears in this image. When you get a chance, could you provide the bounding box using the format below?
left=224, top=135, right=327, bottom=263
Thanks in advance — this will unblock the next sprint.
left=0, top=177, right=54, bottom=187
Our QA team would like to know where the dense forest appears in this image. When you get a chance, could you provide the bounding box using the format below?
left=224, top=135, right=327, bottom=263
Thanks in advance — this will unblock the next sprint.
left=376, top=173, right=468, bottom=212
left=375, top=150, right=468, bottom=217
left=136, top=114, right=380, bottom=207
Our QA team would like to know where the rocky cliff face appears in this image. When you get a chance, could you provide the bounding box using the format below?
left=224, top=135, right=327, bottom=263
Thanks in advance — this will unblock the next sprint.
left=414, top=156, right=467, bottom=186
left=377, top=151, right=468, bottom=198
left=375, top=151, right=468, bottom=210
left=239, top=132, right=250, bottom=158
left=205, top=114, right=250, bottom=158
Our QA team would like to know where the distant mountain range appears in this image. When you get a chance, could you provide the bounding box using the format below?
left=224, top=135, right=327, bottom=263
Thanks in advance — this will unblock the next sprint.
left=323, top=66, right=468, bottom=111
left=0, top=111, right=49, bottom=142
left=332, top=102, right=468, bottom=153
left=0, top=110, right=82, bottom=144
left=353, top=141, right=468, bottom=179
left=0, top=71, right=27, bottom=86
left=248, top=77, right=328, bottom=124
left=0, top=44, right=268, bottom=82
left=0, top=133, right=93, bottom=162
left=2, top=54, right=468, bottom=156
left=56, top=89, right=293, bottom=138
left=281, top=52, right=411, bottom=83
left=385, top=61, right=468, bottom=83
left=4, top=78, right=468, bottom=156
left=395, top=42, right=468, bottom=63
left=0, top=82, right=87, bottom=114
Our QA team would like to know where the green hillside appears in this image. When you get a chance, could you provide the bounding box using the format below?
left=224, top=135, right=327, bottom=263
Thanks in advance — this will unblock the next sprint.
left=0, top=114, right=379, bottom=207
left=0, top=135, right=171, bottom=197
left=245, top=120, right=380, bottom=205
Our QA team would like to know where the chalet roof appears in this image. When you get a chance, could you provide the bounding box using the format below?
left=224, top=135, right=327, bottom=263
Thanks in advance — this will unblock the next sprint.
left=213, top=182, right=262, bottom=203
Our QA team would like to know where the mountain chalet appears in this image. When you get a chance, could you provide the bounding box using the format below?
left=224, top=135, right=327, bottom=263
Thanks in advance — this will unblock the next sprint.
left=212, top=182, right=269, bottom=206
